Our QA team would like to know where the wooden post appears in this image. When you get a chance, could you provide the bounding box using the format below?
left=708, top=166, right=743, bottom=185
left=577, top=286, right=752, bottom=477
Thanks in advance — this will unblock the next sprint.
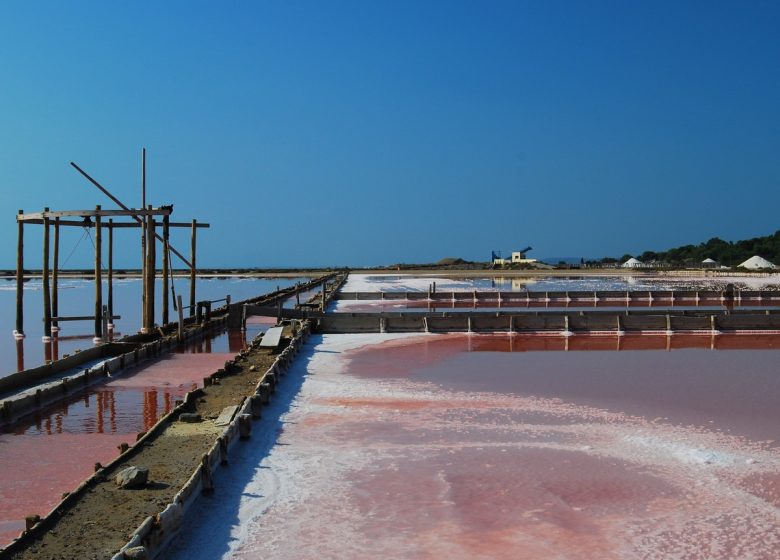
left=145, top=206, right=156, bottom=332
left=15, top=210, right=24, bottom=337
left=141, top=148, right=147, bottom=330
left=94, top=206, right=102, bottom=340
left=42, top=209, right=51, bottom=340
left=52, top=218, right=59, bottom=332
left=107, top=219, right=113, bottom=325
left=102, top=305, right=109, bottom=342
left=176, top=295, right=184, bottom=340
left=189, top=219, right=197, bottom=317
left=162, top=214, right=170, bottom=325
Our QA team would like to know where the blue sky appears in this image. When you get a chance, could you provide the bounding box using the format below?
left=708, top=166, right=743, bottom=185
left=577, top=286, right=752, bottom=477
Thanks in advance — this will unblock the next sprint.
left=1, top=1, right=779, bottom=268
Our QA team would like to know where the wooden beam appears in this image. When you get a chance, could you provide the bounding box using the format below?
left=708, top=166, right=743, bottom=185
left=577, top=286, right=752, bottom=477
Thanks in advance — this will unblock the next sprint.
left=162, top=214, right=170, bottom=325
left=18, top=208, right=171, bottom=221
left=94, top=206, right=102, bottom=340
left=18, top=219, right=209, bottom=228
left=144, top=207, right=156, bottom=332
left=52, top=218, right=59, bottom=331
left=50, top=315, right=121, bottom=322
left=42, top=209, right=51, bottom=339
left=71, top=162, right=198, bottom=270
left=141, top=149, right=147, bottom=336
left=108, top=219, right=114, bottom=323
left=16, top=210, right=24, bottom=336
left=190, top=219, right=197, bottom=317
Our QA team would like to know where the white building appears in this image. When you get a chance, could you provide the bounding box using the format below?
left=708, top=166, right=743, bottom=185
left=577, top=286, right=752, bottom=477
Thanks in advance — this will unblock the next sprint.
left=622, top=257, right=643, bottom=268
left=701, top=258, right=718, bottom=268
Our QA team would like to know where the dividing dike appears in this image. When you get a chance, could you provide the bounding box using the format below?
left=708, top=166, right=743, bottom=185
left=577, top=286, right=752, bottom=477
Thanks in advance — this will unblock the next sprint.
left=0, top=274, right=346, bottom=560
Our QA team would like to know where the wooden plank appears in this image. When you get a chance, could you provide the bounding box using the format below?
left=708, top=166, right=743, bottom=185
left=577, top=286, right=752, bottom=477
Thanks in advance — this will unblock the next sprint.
left=18, top=208, right=172, bottom=221
left=17, top=219, right=209, bottom=228
left=259, top=326, right=284, bottom=348
left=48, top=315, right=121, bottom=322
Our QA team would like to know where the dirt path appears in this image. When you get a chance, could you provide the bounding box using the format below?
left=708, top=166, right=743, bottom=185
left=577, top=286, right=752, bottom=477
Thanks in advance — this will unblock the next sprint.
left=4, top=346, right=279, bottom=560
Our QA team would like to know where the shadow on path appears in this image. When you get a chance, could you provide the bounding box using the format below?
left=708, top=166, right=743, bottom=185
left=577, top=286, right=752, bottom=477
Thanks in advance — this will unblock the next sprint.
left=165, top=337, right=322, bottom=559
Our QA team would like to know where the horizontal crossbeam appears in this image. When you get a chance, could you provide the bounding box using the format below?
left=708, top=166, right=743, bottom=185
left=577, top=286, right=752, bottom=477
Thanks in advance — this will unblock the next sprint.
left=47, top=315, right=122, bottom=322
left=18, top=209, right=171, bottom=221
left=19, top=219, right=210, bottom=228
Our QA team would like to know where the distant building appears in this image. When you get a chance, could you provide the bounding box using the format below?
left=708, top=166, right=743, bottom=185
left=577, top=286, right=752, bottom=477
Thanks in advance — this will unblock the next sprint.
left=622, top=257, right=643, bottom=268
left=493, top=246, right=536, bottom=266
left=701, top=258, right=718, bottom=268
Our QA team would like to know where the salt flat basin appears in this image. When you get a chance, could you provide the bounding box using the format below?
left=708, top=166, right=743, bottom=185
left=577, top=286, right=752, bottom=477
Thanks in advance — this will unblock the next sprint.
left=340, top=273, right=780, bottom=293
left=168, top=333, right=780, bottom=560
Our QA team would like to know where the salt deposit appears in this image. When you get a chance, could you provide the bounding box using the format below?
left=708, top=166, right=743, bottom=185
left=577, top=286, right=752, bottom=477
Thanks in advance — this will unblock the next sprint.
left=167, top=333, right=780, bottom=559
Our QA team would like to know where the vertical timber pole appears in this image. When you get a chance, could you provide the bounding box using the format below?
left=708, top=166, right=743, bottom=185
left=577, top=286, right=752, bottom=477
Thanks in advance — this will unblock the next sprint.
left=189, top=219, right=197, bottom=317
left=94, top=206, right=103, bottom=341
left=145, top=206, right=156, bottom=332
left=52, top=217, right=60, bottom=332
left=15, top=210, right=24, bottom=337
left=141, top=148, right=147, bottom=331
left=162, top=214, right=170, bottom=325
left=42, top=208, right=51, bottom=340
left=107, top=219, right=114, bottom=328
left=176, top=295, right=184, bottom=340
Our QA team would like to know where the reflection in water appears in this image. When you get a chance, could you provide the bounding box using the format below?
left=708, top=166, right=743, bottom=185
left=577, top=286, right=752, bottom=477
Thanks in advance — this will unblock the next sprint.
left=15, top=339, right=23, bottom=372
left=15, top=385, right=179, bottom=438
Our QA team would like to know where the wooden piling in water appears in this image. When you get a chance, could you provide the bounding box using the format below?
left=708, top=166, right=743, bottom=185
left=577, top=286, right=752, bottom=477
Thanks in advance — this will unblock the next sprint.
left=16, top=210, right=24, bottom=337
left=42, top=208, right=51, bottom=339
left=162, top=214, right=170, bottom=325
left=107, top=219, right=113, bottom=323
left=52, top=217, right=59, bottom=331
left=190, top=219, right=197, bottom=317
left=141, top=148, right=147, bottom=331
left=145, top=206, right=156, bottom=332
left=94, top=206, right=102, bottom=340
left=176, top=295, right=184, bottom=340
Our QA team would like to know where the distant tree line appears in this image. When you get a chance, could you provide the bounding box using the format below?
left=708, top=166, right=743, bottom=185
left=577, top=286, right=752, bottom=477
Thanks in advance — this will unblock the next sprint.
left=637, top=230, right=780, bottom=267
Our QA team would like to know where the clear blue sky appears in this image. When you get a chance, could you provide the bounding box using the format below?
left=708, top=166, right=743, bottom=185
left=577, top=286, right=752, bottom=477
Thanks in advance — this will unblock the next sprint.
left=1, top=1, right=779, bottom=268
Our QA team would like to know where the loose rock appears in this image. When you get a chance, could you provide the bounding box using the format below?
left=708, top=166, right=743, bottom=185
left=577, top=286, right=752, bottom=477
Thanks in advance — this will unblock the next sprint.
left=115, top=466, right=149, bottom=489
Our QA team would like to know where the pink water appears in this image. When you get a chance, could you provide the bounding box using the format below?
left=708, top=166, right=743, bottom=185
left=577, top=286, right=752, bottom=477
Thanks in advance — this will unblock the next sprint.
left=169, top=333, right=780, bottom=560
left=0, top=351, right=237, bottom=547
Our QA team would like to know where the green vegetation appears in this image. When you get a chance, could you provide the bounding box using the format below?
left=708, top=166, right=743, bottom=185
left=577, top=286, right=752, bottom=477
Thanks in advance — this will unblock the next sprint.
left=638, top=230, right=780, bottom=267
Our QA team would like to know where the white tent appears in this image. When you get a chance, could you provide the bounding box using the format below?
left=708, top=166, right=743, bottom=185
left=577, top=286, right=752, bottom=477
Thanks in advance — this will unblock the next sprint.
left=622, top=257, right=643, bottom=268
left=701, top=258, right=718, bottom=268
left=738, top=255, right=777, bottom=270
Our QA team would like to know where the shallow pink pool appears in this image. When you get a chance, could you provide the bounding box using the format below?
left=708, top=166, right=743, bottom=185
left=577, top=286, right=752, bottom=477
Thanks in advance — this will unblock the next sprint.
left=169, top=332, right=780, bottom=560
left=0, top=352, right=234, bottom=547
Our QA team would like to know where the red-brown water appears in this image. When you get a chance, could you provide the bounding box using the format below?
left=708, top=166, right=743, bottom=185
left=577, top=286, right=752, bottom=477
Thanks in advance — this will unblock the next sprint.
left=169, top=333, right=780, bottom=560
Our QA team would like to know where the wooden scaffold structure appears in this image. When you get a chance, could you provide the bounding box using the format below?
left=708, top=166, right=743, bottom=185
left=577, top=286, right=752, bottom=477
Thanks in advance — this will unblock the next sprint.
left=13, top=150, right=209, bottom=347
